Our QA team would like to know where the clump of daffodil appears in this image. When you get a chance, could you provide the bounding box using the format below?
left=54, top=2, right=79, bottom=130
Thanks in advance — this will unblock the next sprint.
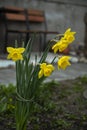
left=52, top=28, right=76, bottom=53
left=58, top=56, right=71, bottom=70
left=38, top=63, right=55, bottom=78
left=7, top=47, right=25, bottom=61
left=6, top=28, right=76, bottom=130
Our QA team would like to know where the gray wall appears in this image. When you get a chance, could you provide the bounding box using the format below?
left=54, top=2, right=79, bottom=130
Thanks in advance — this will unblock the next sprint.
left=0, top=0, right=87, bottom=52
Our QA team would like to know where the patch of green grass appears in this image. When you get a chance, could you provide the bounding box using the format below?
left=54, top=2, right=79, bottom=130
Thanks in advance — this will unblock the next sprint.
left=72, top=85, right=84, bottom=93
left=0, top=84, right=16, bottom=113
left=79, top=75, right=87, bottom=84
left=56, top=119, right=72, bottom=129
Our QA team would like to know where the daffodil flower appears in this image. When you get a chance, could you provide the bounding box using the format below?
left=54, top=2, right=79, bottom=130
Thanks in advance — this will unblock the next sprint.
left=58, top=56, right=71, bottom=70
left=52, top=28, right=76, bottom=53
left=38, top=63, right=55, bottom=78
left=7, top=47, right=25, bottom=61
left=52, top=39, right=68, bottom=53
left=63, top=28, right=76, bottom=43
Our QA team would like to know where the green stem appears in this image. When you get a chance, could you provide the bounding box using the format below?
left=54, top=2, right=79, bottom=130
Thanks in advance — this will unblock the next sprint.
left=15, top=101, right=28, bottom=130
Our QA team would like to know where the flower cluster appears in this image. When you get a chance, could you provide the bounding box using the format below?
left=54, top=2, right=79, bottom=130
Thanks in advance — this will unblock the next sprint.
left=7, top=28, right=76, bottom=79
left=52, top=28, right=76, bottom=53
left=6, top=28, right=76, bottom=130
left=38, top=28, right=76, bottom=77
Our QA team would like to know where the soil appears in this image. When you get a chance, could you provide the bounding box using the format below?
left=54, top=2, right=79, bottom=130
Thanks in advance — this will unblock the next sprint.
left=0, top=77, right=87, bottom=130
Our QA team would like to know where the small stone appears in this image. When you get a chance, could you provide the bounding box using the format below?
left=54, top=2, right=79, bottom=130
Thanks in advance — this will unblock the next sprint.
left=79, top=57, right=87, bottom=63
left=70, top=56, right=79, bottom=63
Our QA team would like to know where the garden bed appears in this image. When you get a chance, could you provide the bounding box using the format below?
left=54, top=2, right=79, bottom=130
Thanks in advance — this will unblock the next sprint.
left=0, top=76, right=87, bottom=130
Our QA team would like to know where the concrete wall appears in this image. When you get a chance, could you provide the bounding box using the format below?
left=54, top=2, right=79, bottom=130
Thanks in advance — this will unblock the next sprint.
left=0, top=0, right=87, bottom=53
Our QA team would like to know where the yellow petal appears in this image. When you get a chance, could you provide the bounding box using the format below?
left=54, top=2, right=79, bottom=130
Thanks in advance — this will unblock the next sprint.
left=52, top=43, right=60, bottom=53
left=64, top=28, right=71, bottom=34
left=18, top=54, right=23, bottom=60
left=38, top=69, right=43, bottom=78
left=47, top=64, right=55, bottom=71
left=72, top=32, right=76, bottom=35
left=7, top=47, right=15, bottom=53
left=7, top=54, right=12, bottom=59
left=17, top=48, right=25, bottom=53
left=40, top=63, right=47, bottom=69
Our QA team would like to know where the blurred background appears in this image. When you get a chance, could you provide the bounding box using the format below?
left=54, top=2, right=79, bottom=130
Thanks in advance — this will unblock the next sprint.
left=0, top=0, right=87, bottom=57
left=0, top=0, right=87, bottom=86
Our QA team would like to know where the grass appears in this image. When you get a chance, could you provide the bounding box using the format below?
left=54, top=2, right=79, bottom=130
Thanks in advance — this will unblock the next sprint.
left=0, top=75, right=87, bottom=130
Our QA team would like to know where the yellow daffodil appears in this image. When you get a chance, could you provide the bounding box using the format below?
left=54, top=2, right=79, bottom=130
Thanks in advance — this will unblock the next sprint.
left=52, top=28, right=76, bottom=53
left=52, top=39, right=69, bottom=53
left=63, top=28, right=76, bottom=43
left=7, top=47, right=25, bottom=61
left=38, top=63, right=55, bottom=78
left=58, top=56, right=71, bottom=70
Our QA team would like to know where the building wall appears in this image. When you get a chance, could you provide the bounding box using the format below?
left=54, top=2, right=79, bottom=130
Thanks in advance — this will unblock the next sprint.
left=0, top=0, right=87, bottom=52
